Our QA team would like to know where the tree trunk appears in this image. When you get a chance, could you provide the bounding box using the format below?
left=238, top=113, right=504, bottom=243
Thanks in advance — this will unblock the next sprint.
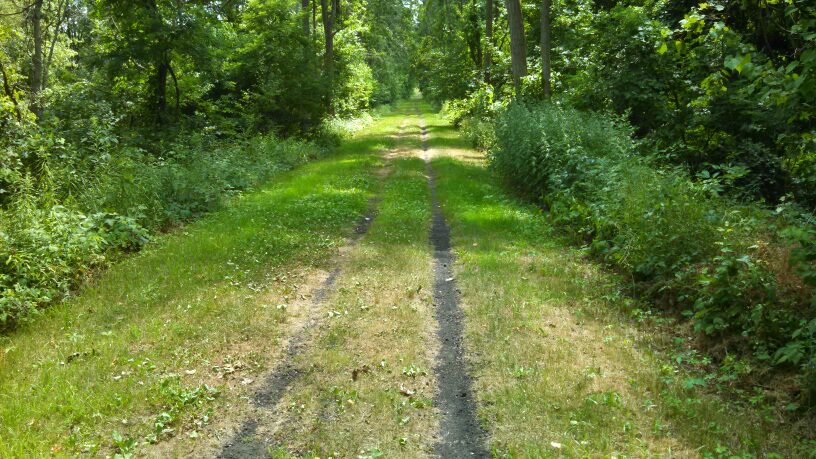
left=302, top=0, right=310, bottom=36
left=30, top=0, right=44, bottom=119
left=504, top=0, right=527, bottom=94
left=467, top=0, right=482, bottom=68
left=320, top=0, right=339, bottom=114
left=312, top=0, right=317, bottom=47
left=168, top=63, right=180, bottom=112
left=484, top=0, right=493, bottom=82
left=43, top=0, right=68, bottom=94
left=155, top=54, right=169, bottom=120
left=540, top=0, right=551, bottom=98
left=321, top=0, right=338, bottom=80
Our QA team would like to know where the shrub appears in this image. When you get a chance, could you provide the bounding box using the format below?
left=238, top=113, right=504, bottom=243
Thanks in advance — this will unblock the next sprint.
left=0, top=193, right=147, bottom=327
left=442, top=85, right=503, bottom=151
left=0, top=127, right=325, bottom=329
left=489, top=101, right=816, bottom=406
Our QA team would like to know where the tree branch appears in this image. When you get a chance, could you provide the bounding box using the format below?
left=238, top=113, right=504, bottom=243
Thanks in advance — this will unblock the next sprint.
left=0, top=61, right=22, bottom=122
left=0, top=5, right=31, bottom=17
left=168, top=62, right=180, bottom=112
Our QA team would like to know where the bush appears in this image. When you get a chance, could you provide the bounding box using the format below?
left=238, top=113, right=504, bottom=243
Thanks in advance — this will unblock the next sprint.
left=442, top=85, right=504, bottom=150
left=0, top=195, right=148, bottom=327
left=321, top=112, right=375, bottom=141
left=490, top=101, right=816, bottom=405
left=0, top=127, right=325, bottom=329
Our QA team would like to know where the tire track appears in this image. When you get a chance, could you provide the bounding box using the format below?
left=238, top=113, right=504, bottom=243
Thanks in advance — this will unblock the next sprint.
left=261, top=118, right=413, bottom=449
left=218, top=121, right=407, bottom=459
left=420, top=119, right=489, bottom=458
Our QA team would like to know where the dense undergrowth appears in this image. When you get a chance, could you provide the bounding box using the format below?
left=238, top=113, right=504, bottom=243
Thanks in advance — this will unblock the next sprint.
left=447, top=97, right=816, bottom=413
left=0, top=114, right=375, bottom=330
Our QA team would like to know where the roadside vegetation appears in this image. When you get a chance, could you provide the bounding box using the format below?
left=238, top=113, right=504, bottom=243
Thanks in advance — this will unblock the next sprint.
left=1, top=0, right=414, bottom=328
left=427, top=110, right=813, bottom=456
left=2, top=0, right=814, bottom=455
left=0, top=119, right=382, bottom=456
left=419, top=0, right=816, bottom=430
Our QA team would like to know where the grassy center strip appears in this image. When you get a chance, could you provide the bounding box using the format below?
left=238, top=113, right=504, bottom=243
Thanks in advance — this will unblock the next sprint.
left=263, top=116, right=440, bottom=459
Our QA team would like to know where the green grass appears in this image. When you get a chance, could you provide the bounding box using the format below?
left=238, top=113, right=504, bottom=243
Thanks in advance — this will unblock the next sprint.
left=267, top=108, right=440, bottom=458
left=0, top=114, right=394, bottom=456
left=425, top=111, right=811, bottom=457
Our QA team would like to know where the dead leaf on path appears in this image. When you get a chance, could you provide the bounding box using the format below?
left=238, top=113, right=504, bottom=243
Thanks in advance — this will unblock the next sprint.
left=352, top=365, right=371, bottom=381
left=213, top=360, right=245, bottom=378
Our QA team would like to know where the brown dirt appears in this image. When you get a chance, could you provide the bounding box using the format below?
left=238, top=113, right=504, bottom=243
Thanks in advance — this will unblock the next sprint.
left=421, top=119, right=489, bottom=458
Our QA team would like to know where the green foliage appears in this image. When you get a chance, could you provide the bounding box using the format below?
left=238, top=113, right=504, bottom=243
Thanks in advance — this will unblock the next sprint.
left=0, top=125, right=324, bottom=329
left=414, top=0, right=485, bottom=103
left=364, top=0, right=415, bottom=104
left=420, top=0, right=815, bottom=206
left=564, top=6, right=671, bottom=135
left=556, top=1, right=816, bottom=205
left=778, top=219, right=816, bottom=399
left=237, top=0, right=329, bottom=133
left=331, top=32, right=376, bottom=116
left=490, top=102, right=633, bottom=201
left=490, top=101, right=816, bottom=406
left=442, top=84, right=502, bottom=149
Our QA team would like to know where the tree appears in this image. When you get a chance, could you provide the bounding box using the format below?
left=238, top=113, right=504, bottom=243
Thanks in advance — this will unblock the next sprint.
left=302, top=0, right=309, bottom=35
left=40, top=0, right=69, bottom=95
left=238, top=0, right=329, bottom=132
left=321, top=0, right=340, bottom=79
left=484, top=0, right=493, bottom=82
left=539, top=0, right=550, bottom=97
left=504, top=0, right=526, bottom=93
left=29, top=0, right=43, bottom=117
left=93, top=0, right=221, bottom=123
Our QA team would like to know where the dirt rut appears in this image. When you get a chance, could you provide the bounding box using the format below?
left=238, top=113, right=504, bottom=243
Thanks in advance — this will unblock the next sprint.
left=421, top=120, right=489, bottom=458
left=217, top=201, right=381, bottom=458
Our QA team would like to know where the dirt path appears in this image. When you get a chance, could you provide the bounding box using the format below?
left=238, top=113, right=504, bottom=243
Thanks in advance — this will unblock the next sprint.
left=144, top=102, right=810, bottom=457
left=1, top=100, right=802, bottom=458
left=212, top=104, right=489, bottom=458
left=210, top=122, right=412, bottom=459
left=140, top=103, right=816, bottom=459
